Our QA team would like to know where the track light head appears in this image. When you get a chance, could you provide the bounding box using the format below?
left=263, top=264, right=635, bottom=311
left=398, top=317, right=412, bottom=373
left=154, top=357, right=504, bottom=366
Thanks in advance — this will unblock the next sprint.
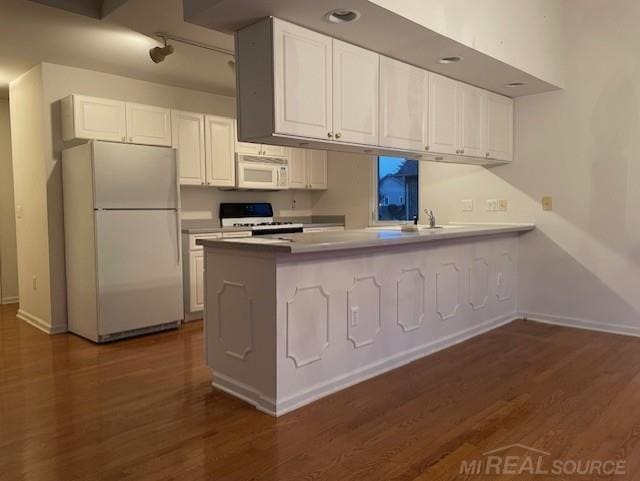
left=149, top=39, right=174, bottom=64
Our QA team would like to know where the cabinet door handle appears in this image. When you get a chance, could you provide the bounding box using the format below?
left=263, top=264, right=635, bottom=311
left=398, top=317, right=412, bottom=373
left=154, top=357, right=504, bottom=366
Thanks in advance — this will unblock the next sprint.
left=460, top=149, right=465, bottom=154
left=129, top=137, right=133, bottom=142
left=486, top=152, right=490, bottom=157
left=327, top=132, right=334, bottom=138
left=122, top=136, right=126, bottom=142
left=425, top=145, right=430, bottom=151
left=335, top=132, right=342, bottom=139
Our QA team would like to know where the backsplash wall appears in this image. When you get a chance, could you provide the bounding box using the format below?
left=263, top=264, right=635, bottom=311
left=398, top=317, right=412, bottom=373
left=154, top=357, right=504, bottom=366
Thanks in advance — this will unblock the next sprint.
left=181, top=187, right=313, bottom=222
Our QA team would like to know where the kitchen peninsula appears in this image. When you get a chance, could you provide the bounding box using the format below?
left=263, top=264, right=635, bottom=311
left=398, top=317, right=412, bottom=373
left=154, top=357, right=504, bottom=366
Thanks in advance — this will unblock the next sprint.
left=198, top=224, right=534, bottom=416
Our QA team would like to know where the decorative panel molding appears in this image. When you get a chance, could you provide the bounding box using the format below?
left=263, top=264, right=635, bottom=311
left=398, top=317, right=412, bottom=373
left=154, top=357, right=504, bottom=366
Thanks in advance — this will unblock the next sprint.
left=397, top=268, right=425, bottom=332
left=347, top=276, right=382, bottom=348
left=217, top=281, right=253, bottom=360
left=436, top=262, right=460, bottom=320
left=496, top=252, right=513, bottom=302
left=286, top=285, right=330, bottom=367
left=469, top=257, right=489, bottom=311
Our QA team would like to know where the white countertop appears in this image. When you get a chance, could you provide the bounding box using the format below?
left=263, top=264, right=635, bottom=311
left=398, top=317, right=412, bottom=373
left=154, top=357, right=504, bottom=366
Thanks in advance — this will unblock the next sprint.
left=197, top=223, right=535, bottom=254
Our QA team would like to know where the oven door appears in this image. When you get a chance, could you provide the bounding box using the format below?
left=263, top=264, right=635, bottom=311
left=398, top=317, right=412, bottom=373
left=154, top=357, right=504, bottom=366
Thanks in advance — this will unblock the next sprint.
left=237, top=161, right=289, bottom=190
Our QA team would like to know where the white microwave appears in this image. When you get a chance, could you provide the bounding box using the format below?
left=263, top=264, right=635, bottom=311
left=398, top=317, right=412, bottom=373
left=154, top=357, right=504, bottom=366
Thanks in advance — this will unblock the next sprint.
left=236, top=154, right=289, bottom=190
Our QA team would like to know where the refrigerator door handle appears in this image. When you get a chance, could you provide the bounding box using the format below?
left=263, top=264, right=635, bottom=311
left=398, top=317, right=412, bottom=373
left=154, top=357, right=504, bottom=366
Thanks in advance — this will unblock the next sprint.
left=175, top=210, right=181, bottom=264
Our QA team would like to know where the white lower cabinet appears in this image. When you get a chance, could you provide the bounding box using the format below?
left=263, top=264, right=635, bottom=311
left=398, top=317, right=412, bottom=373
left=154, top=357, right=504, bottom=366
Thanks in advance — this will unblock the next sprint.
left=183, top=231, right=252, bottom=320
left=190, top=251, right=205, bottom=312
left=288, top=148, right=327, bottom=190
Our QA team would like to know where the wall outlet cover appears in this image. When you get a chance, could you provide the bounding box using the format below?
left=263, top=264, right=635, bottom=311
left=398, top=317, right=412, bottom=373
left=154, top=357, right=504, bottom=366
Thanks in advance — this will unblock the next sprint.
left=542, top=196, right=553, bottom=211
left=486, top=199, right=499, bottom=212
left=499, top=199, right=508, bottom=211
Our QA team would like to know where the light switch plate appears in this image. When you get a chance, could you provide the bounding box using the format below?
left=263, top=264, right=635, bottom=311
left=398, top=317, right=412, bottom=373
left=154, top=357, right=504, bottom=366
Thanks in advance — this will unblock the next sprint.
left=542, top=196, right=553, bottom=211
left=486, top=199, right=499, bottom=212
left=462, top=199, right=474, bottom=212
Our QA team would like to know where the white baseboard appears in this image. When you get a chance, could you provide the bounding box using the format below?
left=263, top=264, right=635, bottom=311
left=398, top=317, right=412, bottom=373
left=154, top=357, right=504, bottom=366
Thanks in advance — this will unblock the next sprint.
left=212, top=372, right=277, bottom=415
left=521, top=311, right=640, bottom=338
left=212, top=312, right=518, bottom=417
left=17, top=309, right=67, bottom=335
left=1, top=296, right=19, bottom=305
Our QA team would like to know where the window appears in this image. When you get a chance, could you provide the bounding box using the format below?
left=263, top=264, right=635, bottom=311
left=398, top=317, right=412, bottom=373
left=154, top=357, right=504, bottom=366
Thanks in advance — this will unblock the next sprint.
left=373, top=156, right=419, bottom=223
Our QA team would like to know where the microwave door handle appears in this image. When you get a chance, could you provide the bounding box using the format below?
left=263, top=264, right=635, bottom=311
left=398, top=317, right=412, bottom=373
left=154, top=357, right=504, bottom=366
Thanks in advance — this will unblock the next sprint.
left=275, top=167, right=280, bottom=188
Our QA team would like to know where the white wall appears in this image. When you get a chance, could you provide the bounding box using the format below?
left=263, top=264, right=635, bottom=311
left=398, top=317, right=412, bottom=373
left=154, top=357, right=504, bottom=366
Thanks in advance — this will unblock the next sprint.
left=9, top=66, right=53, bottom=326
left=422, top=0, right=640, bottom=331
left=11, top=62, right=312, bottom=330
left=370, top=0, right=565, bottom=88
left=0, top=99, right=18, bottom=304
left=311, top=152, right=373, bottom=229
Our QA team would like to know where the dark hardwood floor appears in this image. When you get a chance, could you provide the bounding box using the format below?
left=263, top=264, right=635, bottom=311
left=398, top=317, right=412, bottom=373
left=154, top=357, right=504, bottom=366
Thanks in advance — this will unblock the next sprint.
left=2, top=302, right=640, bottom=480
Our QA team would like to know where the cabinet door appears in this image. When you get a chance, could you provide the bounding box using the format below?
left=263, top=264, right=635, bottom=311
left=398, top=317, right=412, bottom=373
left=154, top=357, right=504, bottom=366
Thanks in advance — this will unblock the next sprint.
left=172, top=110, right=206, bottom=185
left=261, top=144, right=289, bottom=159
left=204, top=115, right=236, bottom=187
left=485, top=93, right=514, bottom=161
left=287, top=147, right=308, bottom=189
left=71, top=95, right=127, bottom=142
left=428, top=73, right=459, bottom=155
left=332, top=40, right=379, bottom=145
left=189, top=251, right=205, bottom=312
left=379, top=56, right=428, bottom=152
left=273, top=18, right=333, bottom=139
left=125, top=103, right=172, bottom=146
left=307, top=149, right=328, bottom=190
left=458, top=84, right=486, bottom=158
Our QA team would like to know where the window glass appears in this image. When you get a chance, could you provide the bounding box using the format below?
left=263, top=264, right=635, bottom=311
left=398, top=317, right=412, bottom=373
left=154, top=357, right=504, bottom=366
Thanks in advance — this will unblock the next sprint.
left=376, top=156, right=419, bottom=221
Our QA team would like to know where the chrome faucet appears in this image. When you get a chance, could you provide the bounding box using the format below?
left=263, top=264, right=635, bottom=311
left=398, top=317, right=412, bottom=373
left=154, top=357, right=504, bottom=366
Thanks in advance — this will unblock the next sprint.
left=425, top=209, right=436, bottom=228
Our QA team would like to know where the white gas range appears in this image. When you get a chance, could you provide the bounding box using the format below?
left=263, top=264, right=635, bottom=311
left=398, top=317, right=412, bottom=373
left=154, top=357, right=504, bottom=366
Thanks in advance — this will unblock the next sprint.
left=219, top=203, right=303, bottom=236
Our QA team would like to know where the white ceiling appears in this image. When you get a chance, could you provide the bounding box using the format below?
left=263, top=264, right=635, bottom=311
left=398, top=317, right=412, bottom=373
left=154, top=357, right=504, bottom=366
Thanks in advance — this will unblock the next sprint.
left=184, top=0, right=560, bottom=97
left=0, top=0, right=237, bottom=98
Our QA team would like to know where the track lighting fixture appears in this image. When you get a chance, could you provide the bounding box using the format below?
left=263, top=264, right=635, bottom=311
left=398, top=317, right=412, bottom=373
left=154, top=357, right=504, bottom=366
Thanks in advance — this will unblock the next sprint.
left=149, top=38, right=175, bottom=64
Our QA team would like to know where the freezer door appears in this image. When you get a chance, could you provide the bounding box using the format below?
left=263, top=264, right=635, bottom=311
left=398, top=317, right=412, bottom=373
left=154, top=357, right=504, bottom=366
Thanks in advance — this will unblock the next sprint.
left=92, top=141, right=178, bottom=209
left=95, top=210, right=183, bottom=335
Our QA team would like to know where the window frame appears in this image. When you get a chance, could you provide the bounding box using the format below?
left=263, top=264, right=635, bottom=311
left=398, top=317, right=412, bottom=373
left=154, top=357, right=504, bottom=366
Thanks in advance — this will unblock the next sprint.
left=369, top=156, right=421, bottom=226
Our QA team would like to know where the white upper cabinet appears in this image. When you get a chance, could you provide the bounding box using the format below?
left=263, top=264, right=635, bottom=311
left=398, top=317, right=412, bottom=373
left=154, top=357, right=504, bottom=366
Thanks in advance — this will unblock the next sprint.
left=307, top=149, right=328, bottom=190
left=288, top=148, right=327, bottom=190
left=332, top=40, right=379, bottom=145
left=261, top=144, right=288, bottom=158
left=287, top=147, right=308, bottom=189
left=62, top=95, right=127, bottom=142
left=172, top=110, right=206, bottom=185
left=273, top=18, right=333, bottom=139
left=125, top=102, right=172, bottom=146
left=458, top=84, right=486, bottom=158
left=485, top=92, right=514, bottom=161
left=204, top=115, right=235, bottom=187
left=428, top=73, right=459, bottom=156
left=235, top=140, right=262, bottom=156
left=379, top=56, right=428, bottom=152
left=235, top=18, right=514, bottom=165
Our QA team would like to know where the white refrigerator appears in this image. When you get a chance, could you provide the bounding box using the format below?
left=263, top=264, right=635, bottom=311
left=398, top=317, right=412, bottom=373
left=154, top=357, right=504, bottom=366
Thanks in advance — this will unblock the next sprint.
left=62, top=140, right=184, bottom=342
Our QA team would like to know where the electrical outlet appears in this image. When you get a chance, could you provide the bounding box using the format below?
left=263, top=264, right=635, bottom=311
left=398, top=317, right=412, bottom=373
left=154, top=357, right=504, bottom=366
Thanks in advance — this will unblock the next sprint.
left=16, top=205, right=22, bottom=219
left=350, top=307, right=359, bottom=327
left=498, top=199, right=508, bottom=211
left=486, top=199, right=499, bottom=212
left=542, top=196, right=553, bottom=211
left=462, top=199, right=474, bottom=212
left=32, top=275, right=37, bottom=291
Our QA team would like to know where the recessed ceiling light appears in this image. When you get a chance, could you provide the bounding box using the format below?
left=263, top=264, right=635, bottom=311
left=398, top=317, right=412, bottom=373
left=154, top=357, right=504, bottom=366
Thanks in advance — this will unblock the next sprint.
left=438, top=56, right=462, bottom=64
left=324, top=9, right=361, bottom=24
left=506, top=81, right=525, bottom=87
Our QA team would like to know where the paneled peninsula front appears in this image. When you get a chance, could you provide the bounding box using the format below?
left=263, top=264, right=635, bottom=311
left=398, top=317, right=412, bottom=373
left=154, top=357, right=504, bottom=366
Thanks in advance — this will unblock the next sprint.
left=198, top=224, right=534, bottom=416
